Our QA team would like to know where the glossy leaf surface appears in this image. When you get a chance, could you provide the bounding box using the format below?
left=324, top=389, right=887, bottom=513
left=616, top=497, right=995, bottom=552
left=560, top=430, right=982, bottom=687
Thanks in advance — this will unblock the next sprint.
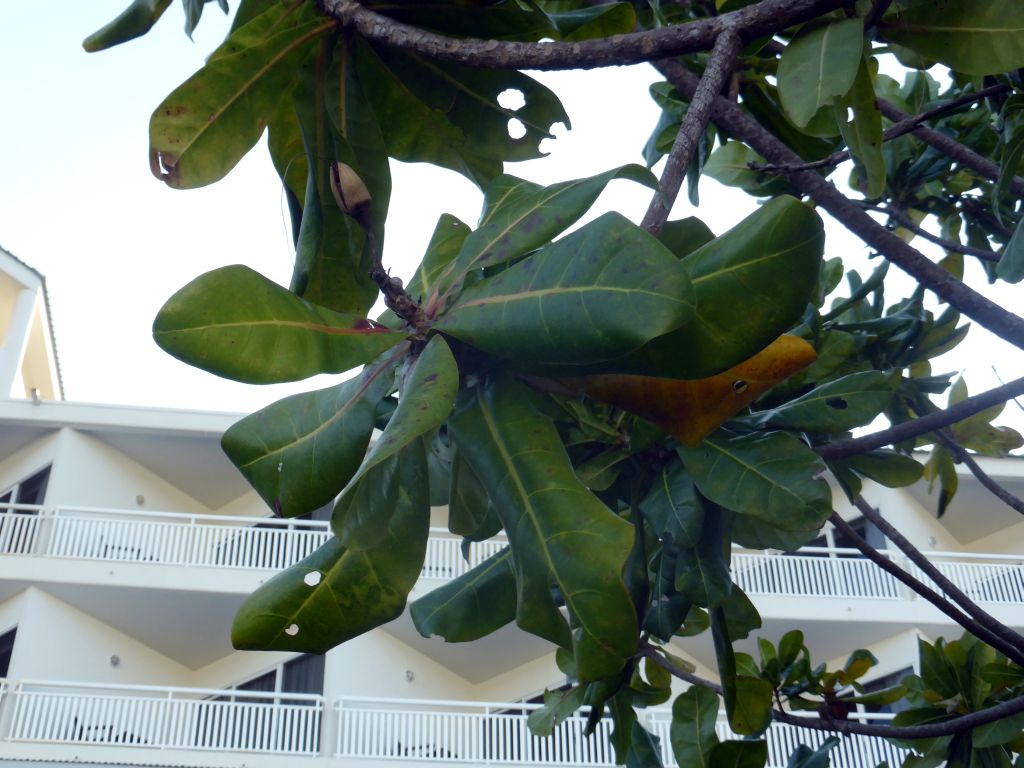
left=153, top=266, right=406, bottom=383
left=757, top=370, right=897, bottom=433
left=448, top=375, right=637, bottom=681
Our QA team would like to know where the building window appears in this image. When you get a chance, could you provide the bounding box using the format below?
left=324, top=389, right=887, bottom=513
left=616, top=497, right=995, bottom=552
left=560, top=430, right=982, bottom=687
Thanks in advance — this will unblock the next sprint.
left=795, top=515, right=886, bottom=555
left=0, top=627, right=16, bottom=678
left=858, top=666, right=914, bottom=714
left=222, top=654, right=325, bottom=704
left=0, top=465, right=50, bottom=554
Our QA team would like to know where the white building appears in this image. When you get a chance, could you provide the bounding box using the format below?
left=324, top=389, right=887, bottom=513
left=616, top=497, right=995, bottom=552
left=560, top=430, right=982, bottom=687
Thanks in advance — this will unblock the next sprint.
left=1, top=247, right=1022, bottom=768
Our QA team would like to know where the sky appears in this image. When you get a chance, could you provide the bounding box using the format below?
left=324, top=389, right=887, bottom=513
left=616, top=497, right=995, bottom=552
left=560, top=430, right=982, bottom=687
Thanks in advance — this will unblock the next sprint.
left=1, top=2, right=1022, bottom=434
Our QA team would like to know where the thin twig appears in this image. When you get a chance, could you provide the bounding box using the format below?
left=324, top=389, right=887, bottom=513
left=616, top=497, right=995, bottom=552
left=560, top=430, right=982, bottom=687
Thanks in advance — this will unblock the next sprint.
left=637, top=642, right=723, bottom=692
left=853, top=497, right=1024, bottom=657
left=641, top=29, right=742, bottom=235
left=318, top=0, right=845, bottom=71
left=884, top=206, right=999, bottom=262
left=936, top=429, right=1024, bottom=516
left=992, top=367, right=1024, bottom=414
left=652, top=60, right=1024, bottom=351
left=752, top=84, right=1012, bottom=176
left=878, top=98, right=1024, bottom=199
left=830, top=510, right=1024, bottom=666
left=817, top=376, right=1024, bottom=460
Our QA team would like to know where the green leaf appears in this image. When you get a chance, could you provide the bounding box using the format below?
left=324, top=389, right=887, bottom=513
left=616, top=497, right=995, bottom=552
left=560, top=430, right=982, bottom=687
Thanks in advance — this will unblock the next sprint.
left=777, top=18, right=864, bottom=128
left=627, top=721, right=665, bottom=768
left=545, top=3, right=637, bottom=41
left=183, top=0, right=227, bottom=39
left=221, top=349, right=400, bottom=517
left=430, top=165, right=657, bottom=308
left=410, top=547, right=517, bottom=642
left=710, top=740, right=769, bottom=768
left=409, top=215, right=473, bottom=303
left=837, top=450, right=924, bottom=488
left=448, top=375, right=637, bottom=681
left=658, top=217, right=716, bottom=259
left=232, top=441, right=429, bottom=652
left=837, top=57, right=886, bottom=199
left=83, top=0, right=172, bottom=52
left=785, top=738, right=839, bottom=768
left=639, top=462, right=705, bottom=547
left=527, top=686, right=587, bottom=738
left=997, top=211, right=1024, bottom=283
left=342, top=335, right=458, bottom=494
left=355, top=41, right=568, bottom=187
left=778, top=630, right=805, bottom=669
left=758, top=371, right=898, bottom=433
left=153, top=266, right=407, bottom=383
left=674, top=507, right=732, bottom=608
left=720, top=586, right=762, bottom=641
left=670, top=685, right=721, bottom=768
left=879, top=1, right=1024, bottom=76
left=149, top=8, right=331, bottom=188
left=448, top=448, right=502, bottom=540
left=677, top=430, right=832, bottom=534
left=730, top=514, right=820, bottom=551
left=974, top=710, right=1024, bottom=748
left=703, top=142, right=786, bottom=196
left=436, top=212, right=695, bottom=369
left=620, top=196, right=825, bottom=379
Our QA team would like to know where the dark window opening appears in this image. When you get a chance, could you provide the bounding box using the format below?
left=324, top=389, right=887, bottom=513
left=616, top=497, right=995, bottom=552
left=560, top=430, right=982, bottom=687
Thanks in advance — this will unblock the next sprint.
left=0, top=627, right=16, bottom=677
left=1, top=466, right=51, bottom=554
left=860, top=667, right=914, bottom=714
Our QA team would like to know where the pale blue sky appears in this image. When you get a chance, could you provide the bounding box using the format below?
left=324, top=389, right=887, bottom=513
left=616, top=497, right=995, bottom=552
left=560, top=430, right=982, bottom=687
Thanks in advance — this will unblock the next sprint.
left=1, top=2, right=1020, bottom=434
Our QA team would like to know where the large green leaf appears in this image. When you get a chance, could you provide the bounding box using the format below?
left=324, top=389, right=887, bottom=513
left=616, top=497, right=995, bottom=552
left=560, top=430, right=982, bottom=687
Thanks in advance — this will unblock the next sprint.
left=757, top=371, right=898, bottom=433
left=837, top=57, right=886, bottom=199
left=153, top=265, right=406, bottom=383
left=341, top=335, right=458, bottom=494
left=448, top=448, right=502, bottom=540
left=221, top=348, right=401, bottom=517
left=429, top=166, right=657, bottom=310
left=545, top=3, right=636, bottom=40
left=290, top=38, right=388, bottom=315
left=620, top=196, right=824, bottom=379
left=638, top=462, right=705, bottom=547
left=712, top=607, right=773, bottom=736
left=232, top=441, right=429, bottom=652
left=677, top=430, right=832, bottom=534
left=355, top=41, right=568, bottom=188
left=149, top=7, right=331, bottom=189
left=879, top=1, right=1024, bottom=76
left=670, top=684, right=721, bottom=768
left=777, top=18, right=864, bottom=128
left=448, top=375, right=637, bottom=681
left=410, top=547, right=517, bottom=642
left=435, top=213, right=695, bottom=368
left=674, top=508, right=732, bottom=609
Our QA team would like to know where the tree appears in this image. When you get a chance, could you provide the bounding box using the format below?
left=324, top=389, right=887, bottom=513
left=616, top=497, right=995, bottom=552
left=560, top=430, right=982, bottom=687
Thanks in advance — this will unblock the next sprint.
left=85, top=0, right=1024, bottom=765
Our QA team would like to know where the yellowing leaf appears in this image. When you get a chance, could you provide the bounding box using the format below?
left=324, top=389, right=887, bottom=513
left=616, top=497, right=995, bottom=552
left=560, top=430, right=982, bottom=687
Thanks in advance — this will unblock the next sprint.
left=565, top=335, right=817, bottom=446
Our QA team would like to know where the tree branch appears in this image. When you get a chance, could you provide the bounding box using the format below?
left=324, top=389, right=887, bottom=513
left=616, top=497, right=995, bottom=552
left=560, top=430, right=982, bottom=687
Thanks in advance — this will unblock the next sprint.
left=935, top=429, right=1024, bottom=516
left=752, top=84, right=1011, bottom=177
left=877, top=98, right=1024, bottom=199
left=642, top=29, right=742, bottom=235
left=852, top=497, right=1024, bottom=658
left=652, top=60, right=1024, bottom=351
left=816, top=376, right=1024, bottom=460
left=318, top=0, right=846, bottom=71
left=881, top=205, right=999, bottom=262
left=637, top=642, right=723, bottom=692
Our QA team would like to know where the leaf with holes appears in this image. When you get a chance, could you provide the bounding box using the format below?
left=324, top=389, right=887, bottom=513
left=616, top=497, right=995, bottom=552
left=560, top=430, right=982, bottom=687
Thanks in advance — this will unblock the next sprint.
left=428, top=165, right=657, bottom=310
left=567, top=335, right=816, bottom=445
left=231, top=441, right=429, bottom=653
left=757, top=371, right=898, bottom=433
left=341, top=335, right=458, bottom=496
left=677, top=430, right=831, bottom=534
left=448, top=375, right=637, bottom=681
left=777, top=18, right=864, bottom=128
left=149, top=5, right=331, bottom=189
left=879, top=1, right=1024, bottom=76
left=153, top=266, right=406, bottom=383
left=670, top=684, right=721, bottom=768
left=618, top=196, right=824, bottom=379
left=221, top=347, right=401, bottom=517
left=410, top=547, right=517, bottom=642
left=436, top=212, right=694, bottom=369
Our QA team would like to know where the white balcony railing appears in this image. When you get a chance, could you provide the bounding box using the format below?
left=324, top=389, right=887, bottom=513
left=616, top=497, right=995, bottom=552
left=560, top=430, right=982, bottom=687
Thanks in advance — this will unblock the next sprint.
left=6, top=680, right=323, bottom=755
left=335, top=697, right=906, bottom=768
left=2, top=505, right=1021, bottom=607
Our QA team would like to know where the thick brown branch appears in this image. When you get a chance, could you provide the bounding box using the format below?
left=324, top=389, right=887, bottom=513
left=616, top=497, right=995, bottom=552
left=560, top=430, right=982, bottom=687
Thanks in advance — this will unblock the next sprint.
left=831, top=510, right=1024, bottom=666
left=877, top=98, right=1024, bottom=199
left=817, top=376, right=1024, bottom=460
left=653, top=60, right=1024, bottom=350
left=853, top=497, right=1024, bottom=658
left=936, top=429, right=1024, bottom=516
left=642, top=29, right=742, bottom=235
left=319, top=0, right=846, bottom=71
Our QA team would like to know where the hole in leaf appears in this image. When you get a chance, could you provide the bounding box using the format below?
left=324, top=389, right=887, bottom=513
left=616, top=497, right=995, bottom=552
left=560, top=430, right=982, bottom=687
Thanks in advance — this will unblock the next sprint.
left=497, top=88, right=525, bottom=110
left=826, top=397, right=849, bottom=410
left=732, top=379, right=748, bottom=393
left=507, top=118, right=526, bottom=140
left=285, top=623, right=300, bottom=636
left=304, top=571, right=322, bottom=587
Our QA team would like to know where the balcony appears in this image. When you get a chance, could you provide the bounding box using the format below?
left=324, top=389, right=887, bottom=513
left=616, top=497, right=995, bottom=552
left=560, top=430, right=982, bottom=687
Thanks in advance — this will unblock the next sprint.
left=0, top=683, right=906, bottom=767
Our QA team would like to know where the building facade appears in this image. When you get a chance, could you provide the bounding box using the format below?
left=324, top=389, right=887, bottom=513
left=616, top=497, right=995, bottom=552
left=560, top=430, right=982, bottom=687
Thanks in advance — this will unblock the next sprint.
left=1, top=248, right=1022, bottom=768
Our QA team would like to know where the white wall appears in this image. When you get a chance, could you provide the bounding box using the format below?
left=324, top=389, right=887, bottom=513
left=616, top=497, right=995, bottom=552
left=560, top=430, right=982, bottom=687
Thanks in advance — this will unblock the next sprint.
left=0, top=431, right=57, bottom=494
